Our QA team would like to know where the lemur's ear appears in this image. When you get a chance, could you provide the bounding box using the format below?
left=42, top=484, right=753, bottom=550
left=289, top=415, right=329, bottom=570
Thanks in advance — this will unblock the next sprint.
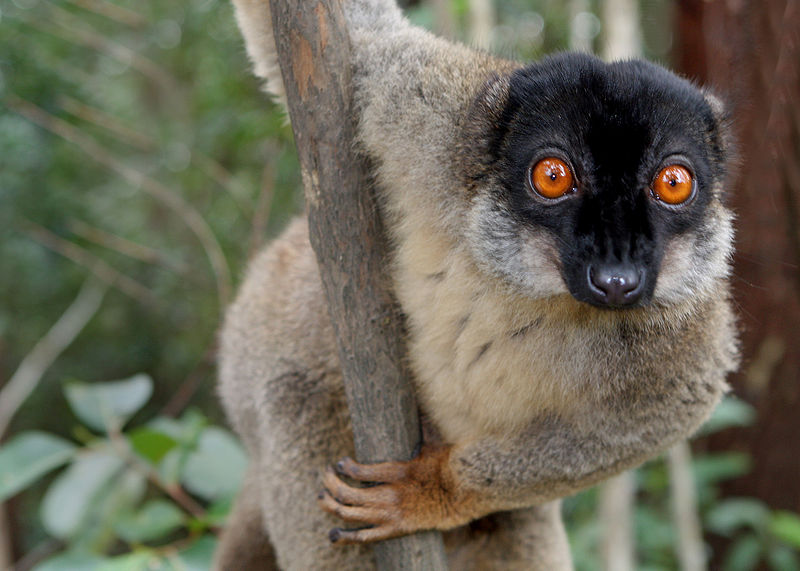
left=703, top=89, right=735, bottom=149
left=459, top=73, right=512, bottom=195
left=702, top=89, right=727, bottom=122
left=702, top=88, right=737, bottom=189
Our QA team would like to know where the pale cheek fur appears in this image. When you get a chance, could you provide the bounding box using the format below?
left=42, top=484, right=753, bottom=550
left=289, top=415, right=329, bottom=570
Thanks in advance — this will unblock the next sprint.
left=466, top=196, right=567, bottom=300
left=654, top=203, right=734, bottom=304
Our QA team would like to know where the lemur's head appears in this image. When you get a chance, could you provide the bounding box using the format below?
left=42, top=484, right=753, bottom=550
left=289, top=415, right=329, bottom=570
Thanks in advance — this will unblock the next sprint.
left=461, top=52, right=734, bottom=310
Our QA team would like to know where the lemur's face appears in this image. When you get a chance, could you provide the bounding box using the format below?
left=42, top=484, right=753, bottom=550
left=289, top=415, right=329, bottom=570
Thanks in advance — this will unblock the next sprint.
left=464, top=53, right=733, bottom=310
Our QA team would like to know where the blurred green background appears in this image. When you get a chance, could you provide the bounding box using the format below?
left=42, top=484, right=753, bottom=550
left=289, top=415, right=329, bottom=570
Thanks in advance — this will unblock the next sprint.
left=2, top=0, right=799, bottom=569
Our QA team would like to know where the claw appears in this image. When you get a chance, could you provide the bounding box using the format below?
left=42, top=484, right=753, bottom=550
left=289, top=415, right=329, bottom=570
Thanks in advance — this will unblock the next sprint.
left=334, top=456, right=408, bottom=483
left=334, top=458, right=349, bottom=475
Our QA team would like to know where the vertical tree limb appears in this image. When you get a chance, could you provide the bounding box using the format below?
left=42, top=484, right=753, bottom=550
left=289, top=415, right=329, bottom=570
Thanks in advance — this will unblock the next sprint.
left=599, top=471, right=636, bottom=571
left=668, top=443, right=706, bottom=571
left=432, top=0, right=456, bottom=39
left=468, top=0, right=494, bottom=49
left=601, top=0, right=642, bottom=61
left=676, top=0, right=800, bottom=520
left=268, top=1, right=448, bottom=568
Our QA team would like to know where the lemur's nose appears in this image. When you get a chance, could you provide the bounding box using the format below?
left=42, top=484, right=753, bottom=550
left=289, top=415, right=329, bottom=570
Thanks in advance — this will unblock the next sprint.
left=587, top=264, right=644, bottom=307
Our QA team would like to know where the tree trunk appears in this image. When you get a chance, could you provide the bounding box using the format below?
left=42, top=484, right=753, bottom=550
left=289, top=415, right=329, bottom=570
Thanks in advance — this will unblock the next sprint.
left=268, top=1, right=448, bottom=569
left=599, top=472, right=636, bottom=571
left=675, top=0, right=800, bottom=518
left=601, top=0, right=642, bottom=61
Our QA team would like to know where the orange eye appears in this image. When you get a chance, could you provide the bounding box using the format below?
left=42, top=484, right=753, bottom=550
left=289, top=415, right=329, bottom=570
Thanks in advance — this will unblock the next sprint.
left=529, top=157, right=575, bottom=200
left=652, top=164, right=694, bottom=205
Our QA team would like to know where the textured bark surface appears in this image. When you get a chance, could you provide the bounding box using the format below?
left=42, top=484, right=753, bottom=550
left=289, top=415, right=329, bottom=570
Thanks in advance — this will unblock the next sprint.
left=268, top=1, right=448, bottom=568
left=676, top=0, right=800, bottom=513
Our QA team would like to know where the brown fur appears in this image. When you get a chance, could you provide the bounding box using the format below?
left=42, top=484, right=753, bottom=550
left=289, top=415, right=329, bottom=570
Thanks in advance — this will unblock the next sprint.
left=216, top=1, right=739, bottom=569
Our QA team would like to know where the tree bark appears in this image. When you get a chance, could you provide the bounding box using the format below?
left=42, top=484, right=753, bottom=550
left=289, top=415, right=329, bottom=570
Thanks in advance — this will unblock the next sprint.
left=676, top=0, right=800, bottom=524
left=268, top=1, right=448, bottom=569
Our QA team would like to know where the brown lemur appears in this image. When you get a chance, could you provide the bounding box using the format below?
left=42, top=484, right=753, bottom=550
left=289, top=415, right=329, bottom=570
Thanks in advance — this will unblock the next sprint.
left=215, top=0, right=739, bottom=569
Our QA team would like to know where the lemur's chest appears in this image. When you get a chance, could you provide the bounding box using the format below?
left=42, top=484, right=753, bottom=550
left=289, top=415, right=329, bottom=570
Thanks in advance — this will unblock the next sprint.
left=392, top=226, right=626, bottom=442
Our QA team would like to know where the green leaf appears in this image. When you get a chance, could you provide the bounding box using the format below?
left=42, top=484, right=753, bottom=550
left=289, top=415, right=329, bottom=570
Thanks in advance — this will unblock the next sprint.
left=147, top=417, right=187, bottom=443
left=634, top=504, right=676, bottom=552
left=64, top=374, right=153, bottom=433
left=40, top=449, right=125, bottom=539
left=204, top=495, right=235, bottom=527
left=96, top=551, right=160, bottom=571
left=158, top=448, right=184, bottom=488
left=149, top=410, right=207, bottom=447
left=128, top=428, right=179, bottom=465
left=0, top=431, right=76, bottom=502
left=723, top=534, right=763, bottom=571
left=80, top=469, right=148, bottom=552
left=114, top=499, right=186, bottom=543
left=699, top=396, right=757, bottom=435
left=637, top=457, right=669, bottom=493
left=693, top=453, right=752, bottom=487
left=706, top=498, right=770, bottom=536
left=181, top=427, right=247, bottom=501
left=146, top=535, right=217, bottom=571
left=771, top=511, right=800, bottom=548
left=174, top=535, right=217, bottom=570
left=151, top=411, right=210, bottom=486
left=32, top=550, right=109, bottom=571
left=766, top=545, right=800, bottom=571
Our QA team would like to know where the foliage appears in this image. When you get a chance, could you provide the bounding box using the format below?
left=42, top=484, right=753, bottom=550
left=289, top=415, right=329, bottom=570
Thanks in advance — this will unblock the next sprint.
left=6, top=382, right=799, bottom=570
left=0, top=0, right=301, bottom=438
left=1, top=0, right=296, bottom=556
left=565, top=396, right=800, bottom=571
left=0, top=375, right=245, bottom=570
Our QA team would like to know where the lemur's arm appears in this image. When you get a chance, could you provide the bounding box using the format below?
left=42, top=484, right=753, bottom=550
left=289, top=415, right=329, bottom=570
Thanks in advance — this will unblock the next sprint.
left=319, top=385, right=722, bottom=544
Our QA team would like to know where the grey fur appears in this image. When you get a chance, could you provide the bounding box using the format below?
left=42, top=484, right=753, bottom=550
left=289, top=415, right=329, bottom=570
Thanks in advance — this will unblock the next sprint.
left=216, top=1, right=739, bottom=569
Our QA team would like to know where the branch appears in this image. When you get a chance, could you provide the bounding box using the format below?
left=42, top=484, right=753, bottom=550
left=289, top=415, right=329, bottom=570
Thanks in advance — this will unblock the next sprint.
left=668, top=443, right=706, bottom=571
left=106, top=429, right=208, bottom=522
left=62, top=0, right=146, bottom=28
left=468, top=0, right=494, bottom=50
left=268, top=0, right=448, bottom=568
left=599, top=471, right=636, bottom=571
left=8, top=95, right=232, bottom=308
left=68, top=219, right=190, bottom=276
left=601, top=0, right=642, bottom=61
left=0, top=507, right=11, bottom=571
left=21, top=220, right=161, bottom=308
left=0, top=277, right=107, bottom=438
left=58, top=95, right=155, bottom=152
left=432, top=0, right=456, bottom=39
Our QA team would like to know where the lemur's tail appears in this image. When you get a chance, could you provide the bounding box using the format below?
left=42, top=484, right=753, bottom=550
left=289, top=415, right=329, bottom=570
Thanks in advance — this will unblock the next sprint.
left=231, top=0, right=285, bottom=104
left=230, top=0, right=405, bottom=107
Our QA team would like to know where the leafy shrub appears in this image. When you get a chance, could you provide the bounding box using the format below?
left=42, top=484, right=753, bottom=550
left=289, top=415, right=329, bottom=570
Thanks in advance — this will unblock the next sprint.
left=0, top=375, right=246, bottom=570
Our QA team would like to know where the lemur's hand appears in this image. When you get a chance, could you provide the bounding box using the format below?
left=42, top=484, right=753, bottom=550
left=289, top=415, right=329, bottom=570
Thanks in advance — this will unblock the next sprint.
left=318, top=445, right=482, bottom=544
